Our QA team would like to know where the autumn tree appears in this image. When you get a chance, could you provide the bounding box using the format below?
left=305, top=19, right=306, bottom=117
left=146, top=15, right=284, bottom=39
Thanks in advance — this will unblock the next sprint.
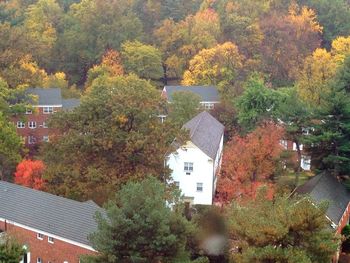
left=182, top=42, right=245, bottom=98
left=40, top=74, right=185, bottom=204
left=217, top=123, right=284, bottom=202
left=121, top=41, right=163, bottom=80
left=227, top=190, right=340, bottom=263
left=260, top=3, right=322, bottom=86
left=154, top=8, right=220, bottom=81
left=0, top=112, right=22, bottom=180
left=85, top=177, right=194, bottom=263
left=14, top=159, right=45, bottom=190
left=167, top=91, right=201, bottom=126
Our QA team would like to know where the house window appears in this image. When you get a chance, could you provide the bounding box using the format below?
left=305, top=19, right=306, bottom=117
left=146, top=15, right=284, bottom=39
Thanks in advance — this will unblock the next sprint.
left=42, top=122, right=48, bottom=128
left=43, top=107, right=54, bottom=114
left=17, top=121, right=25, bottom=128
left=196, top=183, right=203, bottom=192
left=279, top=140, right=288, bottom=149
left=203, top=103, right=214, bottom=110
left=28, top=121, right=36, bottom=129
left=42, top=136, right=49, bottom=142
left=174, top=181, right=180, bottom=188
left=37, top=233, right=44, bottom=240
left=37, top=258, right=42, bottom=263
left=292, top=143, right=303, bottom=151
left=301, top=155, right=311, bottom=171
left=28, top=136, right=36, bottom=145
left=184, top=162, right=193, bottom=172
left=25, top=108, right=32, bottom=114
left=48, top=236, right=54, bottom=244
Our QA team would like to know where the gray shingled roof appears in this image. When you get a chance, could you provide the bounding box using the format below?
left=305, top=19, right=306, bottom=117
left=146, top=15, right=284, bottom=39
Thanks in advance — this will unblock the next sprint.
left=296, top=173, right=350, bottom=226
left=0, top=181, right=103, bottom=247
left=26, top=88, right=62, bottom=106
left=183, top=111, right=224, bottom=159
left=164, top=86, right=219, bottom=102
left=62, top=98, right=80, bottom=110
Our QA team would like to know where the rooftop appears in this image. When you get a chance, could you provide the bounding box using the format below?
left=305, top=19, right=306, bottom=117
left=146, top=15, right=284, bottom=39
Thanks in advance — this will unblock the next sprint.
left=163, top=86, right=220, bottom=102
left=295, top=173, right=350, bottom=226
left=183, top=111, right=224, bottom=159
left=0, top=181, right=103, bottom=248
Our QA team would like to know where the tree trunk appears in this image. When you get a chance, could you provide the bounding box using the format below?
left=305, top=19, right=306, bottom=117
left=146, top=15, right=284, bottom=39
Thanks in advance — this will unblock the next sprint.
left=162, top=63, right=168, bottom=86
left=295, top=140, right=302, bottom=187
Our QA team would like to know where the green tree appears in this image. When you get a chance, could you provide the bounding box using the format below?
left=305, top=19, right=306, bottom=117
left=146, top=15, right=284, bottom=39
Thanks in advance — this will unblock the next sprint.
left=227, top=190, right=340, bottom=263
left=0, top=112, right=22, bottom=180
left=41, top=74, right=185, bottom=204
left=236, top=74, right=280, bottom=132
left=0, top=238, right=24, bottom=263
left=86, top=177, right=194, bottom=263
left=168, top=91, right=201, bottom=126
left=121, top=41, right=163, bottom=80
left=306, top=64, right=350, bottom=175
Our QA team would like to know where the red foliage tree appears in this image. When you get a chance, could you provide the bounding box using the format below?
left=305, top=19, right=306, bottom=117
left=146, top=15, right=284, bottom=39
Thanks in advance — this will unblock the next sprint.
left=217, top=123, right=284, bottom=203
left=14, top=160, right=45, bottom=190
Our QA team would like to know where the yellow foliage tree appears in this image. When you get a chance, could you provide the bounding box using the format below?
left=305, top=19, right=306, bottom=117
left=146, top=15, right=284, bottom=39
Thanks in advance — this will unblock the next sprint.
left=331, top=36, right=350, bottom=64
left=182, top=42, right=244, bottom=97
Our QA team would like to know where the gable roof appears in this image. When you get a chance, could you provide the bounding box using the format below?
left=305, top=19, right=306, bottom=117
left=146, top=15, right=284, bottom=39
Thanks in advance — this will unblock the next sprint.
left=0, top=181, right=103, bottom=248
left=295, top=173, right=350, bottom=226
left=163, top=86, right=219, bottom=102
left=26, top=88, right=63, bottom=106
left=183, top=111, right=224, bottom=159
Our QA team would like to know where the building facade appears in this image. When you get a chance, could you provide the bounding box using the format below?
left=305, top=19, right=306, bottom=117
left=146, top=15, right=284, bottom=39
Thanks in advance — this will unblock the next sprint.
left=167, top=112, right=224, bottom=205
left=0, top=181, right=102, bottom=263
left=12, top=88, right=79, bottom=148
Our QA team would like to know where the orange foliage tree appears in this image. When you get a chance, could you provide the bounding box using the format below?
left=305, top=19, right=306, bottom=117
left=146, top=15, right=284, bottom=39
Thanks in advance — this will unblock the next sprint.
left=14, top=160, right=45, bottom=190
left=217, top=123, right=284, bottom=203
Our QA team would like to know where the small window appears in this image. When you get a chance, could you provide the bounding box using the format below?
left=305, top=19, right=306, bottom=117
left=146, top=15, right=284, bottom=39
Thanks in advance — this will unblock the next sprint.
left=43, top=107, right=54, bottom=114
left=196, top=183, right=203, bottom=192
left=48, top=236, right=54, bottom=244
left=37, top=258, right=42, bottom=263
left=42, top=122, right=48, bottom=128
left=42, top=136, right=49, bottom=142
left=279, top=140, right=288, bottom=149
left=28, top=121, right=37, bottom=129
left=25, top=108, right=32, bottom=114
left=174, top=181, right=180, bottom=188
left=37, top=233, right=44, bottom=240
left=184, top=162, right=193, bottom=172
left=17, top=121, right=25, bottom=128
left=28, top=136, right=37, bottom=145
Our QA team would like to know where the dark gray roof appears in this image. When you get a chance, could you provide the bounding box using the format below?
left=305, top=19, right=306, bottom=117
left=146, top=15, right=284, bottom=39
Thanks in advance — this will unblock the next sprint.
left=0, top=181, right=103, bottom=247
left=164, top=86, right=219, bottom=102
left=296, top=173, right=350, bottom=226
left=26, top=88, right=62, bottom=106
left=183, top=111, right=224, bottom=159
left=62, top=98, right=80, bottom=110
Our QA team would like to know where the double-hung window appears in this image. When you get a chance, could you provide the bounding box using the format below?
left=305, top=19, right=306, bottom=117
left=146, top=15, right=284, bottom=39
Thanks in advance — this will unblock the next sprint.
left=28, top=121, right=36, bottom=129
left=28, top=136, right=36, bottom=145
left=184, top=162, right=193, bottom=173
left=196, top=183, right=203, bottom=192
left=17, top=121, right=25, bottom=128
left=43, top=107, right=54, bottom=114
left=37, top=233, right=44, bottom=240
left=48, top=236, right=54, bottom=244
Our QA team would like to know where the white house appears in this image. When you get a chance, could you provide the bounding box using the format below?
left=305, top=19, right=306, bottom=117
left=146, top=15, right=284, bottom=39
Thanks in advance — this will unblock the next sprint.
left=167, top=111, right=224, bottom=205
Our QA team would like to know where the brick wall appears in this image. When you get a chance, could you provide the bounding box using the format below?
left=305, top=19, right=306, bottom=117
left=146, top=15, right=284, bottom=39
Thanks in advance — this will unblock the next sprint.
left=337, top=202, right=350, bottom=234
left=0, top=220, right=96, bottom=263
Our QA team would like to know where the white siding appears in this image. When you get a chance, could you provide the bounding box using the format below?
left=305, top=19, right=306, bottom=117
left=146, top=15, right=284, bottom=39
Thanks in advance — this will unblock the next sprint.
left=167, top=141, right=215, bottom=205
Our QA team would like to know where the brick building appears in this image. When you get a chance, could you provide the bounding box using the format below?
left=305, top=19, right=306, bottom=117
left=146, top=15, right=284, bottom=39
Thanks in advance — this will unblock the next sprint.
left=12, top=88, right=80, bottom=148
left=0, top=181, right=102, bottom=263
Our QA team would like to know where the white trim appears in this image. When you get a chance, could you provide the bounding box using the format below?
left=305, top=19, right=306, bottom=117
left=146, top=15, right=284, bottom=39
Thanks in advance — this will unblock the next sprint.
left=33, top=105, right=62, bottom=108
left=199, top=101, right=220, bottom=104
left=0, top=217, right=96, bottom=252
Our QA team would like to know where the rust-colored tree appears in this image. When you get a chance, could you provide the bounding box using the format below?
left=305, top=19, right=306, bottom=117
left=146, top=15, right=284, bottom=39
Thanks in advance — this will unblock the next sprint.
left=217, top=123, right=284, bottom=203
left=14, top=160, right=45, bottom=190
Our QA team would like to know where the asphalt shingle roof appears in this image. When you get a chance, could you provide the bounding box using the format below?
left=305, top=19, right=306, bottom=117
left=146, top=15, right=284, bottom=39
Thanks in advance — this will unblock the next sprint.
left=296, top=173, right=350, bottom=226
left=183, top=111, right=224, bottom=159
left=0, top=181, right=103, bottom=247
left=164, top=86, right=219, bottom=102
left=26, top=88, right=62, bottom=106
